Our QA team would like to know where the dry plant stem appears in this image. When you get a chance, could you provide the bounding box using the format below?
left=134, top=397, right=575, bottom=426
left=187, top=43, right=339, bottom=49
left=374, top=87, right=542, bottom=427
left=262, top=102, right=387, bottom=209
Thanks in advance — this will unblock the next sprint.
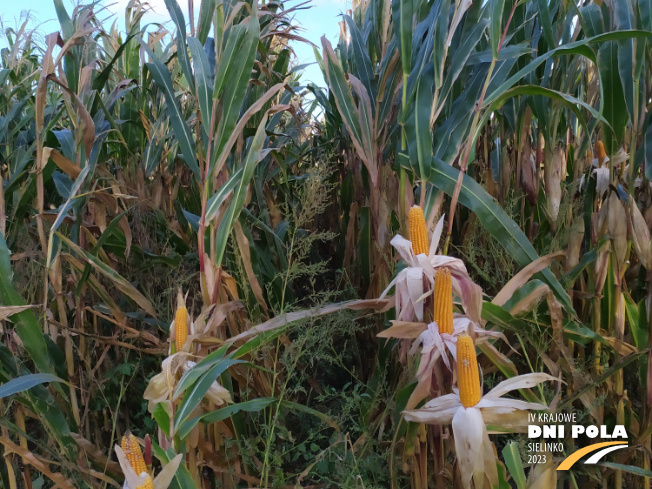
left=200, top=103, right=218, bottom=296
left=15, top=411, right=32, bottom=489
left=614, top=284, right=623, bottom=489
left=592, top=295, right=602, bottom=375
left=443, top=1, right=517, bottom=254
left=400, top=72, right=409, bottom=229
left=0, top=400, right=17, bottom=489
left=646, top=306, right=652, bottom=489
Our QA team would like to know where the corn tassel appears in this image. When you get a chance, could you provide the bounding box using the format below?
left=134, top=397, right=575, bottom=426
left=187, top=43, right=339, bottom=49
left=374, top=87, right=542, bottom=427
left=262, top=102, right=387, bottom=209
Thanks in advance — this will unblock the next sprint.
left=174, top=289, right=188, bottom=350
left=596, top=141, right=606, bottom=165
left=433, top=268, right=453, bottom=334
left=408, top=206, right=429, bottom=256
left=457, top=334, right=481, bottom=408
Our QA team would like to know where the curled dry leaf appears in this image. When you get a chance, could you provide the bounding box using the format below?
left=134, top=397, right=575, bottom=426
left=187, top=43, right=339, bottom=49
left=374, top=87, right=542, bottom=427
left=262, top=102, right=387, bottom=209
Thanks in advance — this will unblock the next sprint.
left=0, top=436, right=76, bottom=489
left=566, top=219, right=584, bottom=271
left=545, top=146, right=565, bottom=222
left=606, top=192, right=628, bottom=271
left=0, top=305, right=35, bottom=321
left=526, top=450, right=556, bottom=489
left=377, top=320, right=426, bottom=339
left=234, top=221, right=268, bottom=316
left=48, top=148, right=82, bottom=178
left=628, top=199, right=652, bottom=270
left=71, top=433, right=122, bottom=475
left=521, top=144, right=538, bottom=205
left=228, top=298, right=392, bottom=343
left=594, top=240, right=611, bottom=296
left=508, top=283, right=549, bottom=316
left=493, top=251, right=564, bottom=306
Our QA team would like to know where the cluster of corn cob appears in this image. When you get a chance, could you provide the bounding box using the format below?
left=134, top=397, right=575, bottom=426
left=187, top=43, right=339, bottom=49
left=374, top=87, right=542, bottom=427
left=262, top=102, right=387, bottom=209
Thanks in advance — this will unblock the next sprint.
left=410, top=205, right=454, bottom=333
left=409, top=206, right=482, bottom=401
left=400, top=206, right=558, bottom=489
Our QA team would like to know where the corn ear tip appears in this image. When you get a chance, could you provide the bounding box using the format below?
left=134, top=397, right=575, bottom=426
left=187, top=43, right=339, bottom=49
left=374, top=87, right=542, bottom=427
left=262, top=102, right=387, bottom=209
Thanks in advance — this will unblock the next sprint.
left=176, top=288, right=185, bottom=309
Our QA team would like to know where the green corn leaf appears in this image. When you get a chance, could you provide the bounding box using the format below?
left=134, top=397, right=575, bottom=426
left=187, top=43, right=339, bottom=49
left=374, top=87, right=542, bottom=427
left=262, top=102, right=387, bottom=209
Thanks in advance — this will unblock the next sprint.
left=174, top=344, right=231, bottom=397
left=140, top=39, right=200, bottom=179
left=0, top=233, right=55, bottom=376
left=92, top=34, right=136, bottom=90
left=598, top=463, right=652, bottom=479
left=536, top=0, right=555, bottom=49
left=598, top=41, right=629, bottom=153
left=432, top=0, right=452, bottom=89
left=176, top=397, right=275, bottom=440
left=188, top=37, right=214, bottom=131
left=490, top=0, right=505, bottom=59
left=645, top=121, right=652, bottom=180
left=213, top=14, right=260, bottom=164
left=421, top=155, right=574, bottom=314
left=579, top=4, right=605, bottom=37
left=395, top=0, right=414, bottom=75
left=52, top=0, right=74, bottom=39
left=152, top=402, right=171, bottom=438
left=485, top=30, right=652, bottom=107
left=321, top=36, right=370, bottom=168
left=502, top=442, right=527, bottom=489
left=174, top=358, right=246, bottom=429
left=343, top=15, right=375, bottom=104
left=56, top=233, right=157, bottom=317
left=0, top=374, right=63, bottom=400
left=197, top=0, right=216, bottom=44
left=205, top=167, right=244, bottom=221
left=151, top=443, right=197, bottom=489
left=479, top=84, right=610, bottom=149
left=163, top=0, right=195, bottom=91
left=214, top=114, right=269, bottom=269
left=414, top=78, right=432, bottom=182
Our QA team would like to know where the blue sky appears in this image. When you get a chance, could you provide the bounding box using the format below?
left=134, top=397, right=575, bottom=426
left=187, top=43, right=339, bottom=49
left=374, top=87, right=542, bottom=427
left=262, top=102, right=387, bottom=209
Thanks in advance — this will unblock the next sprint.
left=0, top=0, right=350, bottom=88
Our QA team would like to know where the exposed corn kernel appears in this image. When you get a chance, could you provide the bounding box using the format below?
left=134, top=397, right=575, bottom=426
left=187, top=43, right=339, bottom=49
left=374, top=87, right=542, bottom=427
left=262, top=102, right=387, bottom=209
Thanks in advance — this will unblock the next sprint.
left=457, top=334, right=481, bottom=408
left=121, top=433, right=148, bottom=477
left=174, top=290, right=188, bottom=350
left=433, top=268, right=453, bottom=334
left=596, top=141, right=606, bottom=165
left=137, top=477, right=155, bottom=489
left=409, top=206, right=429, bottom=256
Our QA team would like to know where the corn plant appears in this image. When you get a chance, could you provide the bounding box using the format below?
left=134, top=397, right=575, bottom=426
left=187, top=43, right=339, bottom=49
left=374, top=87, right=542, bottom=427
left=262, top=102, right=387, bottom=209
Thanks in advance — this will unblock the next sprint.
left=1, top=0, right=652, bottom=487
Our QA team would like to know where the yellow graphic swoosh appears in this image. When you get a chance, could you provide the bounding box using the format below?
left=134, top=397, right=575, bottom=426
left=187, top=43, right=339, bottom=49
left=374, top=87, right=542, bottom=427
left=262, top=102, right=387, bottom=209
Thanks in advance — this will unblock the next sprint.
left=557, top=441, right=628, bottom=471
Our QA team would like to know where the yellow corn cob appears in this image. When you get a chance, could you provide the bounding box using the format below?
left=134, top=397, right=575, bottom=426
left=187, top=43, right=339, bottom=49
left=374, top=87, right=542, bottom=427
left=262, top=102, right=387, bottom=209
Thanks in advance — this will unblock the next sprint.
left=408, top=206, right=429, bottom=256
left=137, top=476, right=155, bottom=489
left=596, top=141, right=606, bottom=165
left=433, top=268, right=453, bottom=334
left=457, top=334, right=481, bottom=408
left=121, top=433, right=148, bottom=477
left=174, top=289, right=188, bottom=350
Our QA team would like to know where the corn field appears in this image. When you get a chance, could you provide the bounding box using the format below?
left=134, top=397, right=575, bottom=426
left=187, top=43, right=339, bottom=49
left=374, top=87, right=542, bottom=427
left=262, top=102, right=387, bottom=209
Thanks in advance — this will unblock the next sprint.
left=0, top=0, right=652, bottom=487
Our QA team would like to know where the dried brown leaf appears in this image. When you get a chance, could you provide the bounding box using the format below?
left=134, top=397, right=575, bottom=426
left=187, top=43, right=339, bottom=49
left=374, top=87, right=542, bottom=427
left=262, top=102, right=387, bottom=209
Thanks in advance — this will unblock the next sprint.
left=0, top=306, right=35, bottom=321
left=234, top=221, right=268, bottom=316
left=493, top=251, right=565, bottom=306
left=0, top=436, right=76, bottom=489
left=628, top=199, right=652, bottom=269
